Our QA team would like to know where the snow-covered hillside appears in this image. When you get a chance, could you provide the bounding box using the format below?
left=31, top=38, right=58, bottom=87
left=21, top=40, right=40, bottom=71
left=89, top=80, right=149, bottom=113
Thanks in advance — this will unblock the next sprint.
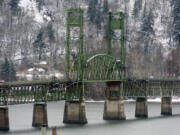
left=19, top=0, right=52, bottom=23
left=0, top=0, right=179, bottom=81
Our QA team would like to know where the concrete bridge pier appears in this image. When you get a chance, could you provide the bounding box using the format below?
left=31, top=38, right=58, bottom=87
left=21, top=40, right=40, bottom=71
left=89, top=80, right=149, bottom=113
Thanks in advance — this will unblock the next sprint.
left=63, top=100, right=87, bottom=124
left=103, top=81, right=126, bottom=120
left=135, top=97, right=148, bottom=118
left=32, top=103, right=48, bottom=127
left=161, top=97, right=172, bottom=115
left=63, top=82, right=87, bottom=124
left=0, top=106, right=9, bottom=131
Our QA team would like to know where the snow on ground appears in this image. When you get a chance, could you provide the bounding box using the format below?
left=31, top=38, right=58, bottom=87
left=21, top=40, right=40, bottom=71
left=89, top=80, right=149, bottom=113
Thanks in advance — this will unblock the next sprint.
left=27, top=67, right=45, bottom=72
left=27, top=68, right=34, bottom=72
left=17, top=72, right=64, bottom=81
left=26, top=74, right=33, bottom=81
left=38, top=68, right=45, bottom=72
left=14, top=50, right=23, bottom=60
left=129, top=0, right=135, bottom=15
left=86, top=97, right=180, bottom=103
left=49, top=71, right=64, bottom=78
left=86, top=100, right=104, bottom=103
left=40, top=61, right=47, bottom=65
left=19, top=0, right=51, bottom=23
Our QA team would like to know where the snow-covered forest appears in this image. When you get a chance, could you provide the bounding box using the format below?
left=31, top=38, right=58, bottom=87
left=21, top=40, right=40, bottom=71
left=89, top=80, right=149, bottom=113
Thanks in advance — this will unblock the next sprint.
left=0, top=0, right=179, bottom=82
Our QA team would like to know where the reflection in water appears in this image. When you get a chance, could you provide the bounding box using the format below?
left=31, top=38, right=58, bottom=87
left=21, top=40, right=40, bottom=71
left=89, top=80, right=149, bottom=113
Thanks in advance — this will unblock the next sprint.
left=1, top=102, right=180, bottom=135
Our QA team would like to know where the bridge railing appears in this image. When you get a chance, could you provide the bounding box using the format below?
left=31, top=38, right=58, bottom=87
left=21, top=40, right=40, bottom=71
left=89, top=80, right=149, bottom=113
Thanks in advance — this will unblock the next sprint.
left=124, top=79, right=180, bottom=98
left=0, top=81, right=67, bottom=106
left=1, top=79, right=180, bottom=105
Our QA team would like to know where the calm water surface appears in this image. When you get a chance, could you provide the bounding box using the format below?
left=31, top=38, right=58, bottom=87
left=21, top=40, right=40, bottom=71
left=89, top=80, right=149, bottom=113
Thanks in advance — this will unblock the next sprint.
left=1, top=101, right=180, bottom=135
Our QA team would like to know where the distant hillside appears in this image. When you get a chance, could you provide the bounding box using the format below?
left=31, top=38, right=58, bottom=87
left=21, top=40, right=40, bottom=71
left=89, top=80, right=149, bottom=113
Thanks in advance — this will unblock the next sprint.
left=0, top=0, right=179, bottom=81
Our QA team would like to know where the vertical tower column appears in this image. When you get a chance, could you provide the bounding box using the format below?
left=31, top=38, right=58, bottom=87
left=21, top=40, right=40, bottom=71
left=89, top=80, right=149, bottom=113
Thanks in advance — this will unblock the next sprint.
left=161, top=97, right=172, bottom=115
left=32, top=103, right=48, bottom=127
left=63, top=8, right=87, bottom=124
left=103, top=81, right=126, bottom=120
left=63, top=82, right=87, bottom=124
left=135, top=97, right=148, bottom=118
left=0, top=106, right=9, bottom=131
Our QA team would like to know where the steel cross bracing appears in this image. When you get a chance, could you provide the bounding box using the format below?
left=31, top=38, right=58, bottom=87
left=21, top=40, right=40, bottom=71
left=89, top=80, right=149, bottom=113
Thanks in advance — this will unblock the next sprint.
left=0, top=80, right=67, bottom=106
left=1, top=79, right=180, bottom=105
left=123, top=79, right=180, bottom=97
left=0, top=80, right=85, bottom=105
left=65, top=9, right=125, bottom=82
left=82, top=12, right=126, bottom=82
left=65, top=8, right=84, bottom=81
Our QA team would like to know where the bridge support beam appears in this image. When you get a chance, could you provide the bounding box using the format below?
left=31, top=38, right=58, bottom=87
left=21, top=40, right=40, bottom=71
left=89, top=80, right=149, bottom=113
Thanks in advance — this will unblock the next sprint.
left=135, top=97, right=148, bottom=118
left=0, top=106, right=9, bottom=131
left=63, top=101, right=87, bottom=124
left=32, top=103, right=48, bottom=127
left=103, top=81, right=126, bottom=120
left=161, top=97, right=172, bottom=115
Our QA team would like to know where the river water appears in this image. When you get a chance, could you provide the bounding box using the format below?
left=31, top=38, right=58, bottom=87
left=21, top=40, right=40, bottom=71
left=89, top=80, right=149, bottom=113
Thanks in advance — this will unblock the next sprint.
left=1, top=101, right=180, bottom=135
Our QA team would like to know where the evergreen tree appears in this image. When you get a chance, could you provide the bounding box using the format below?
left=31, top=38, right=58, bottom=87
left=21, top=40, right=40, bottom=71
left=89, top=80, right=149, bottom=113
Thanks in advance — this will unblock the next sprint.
left=9, top=62, right=16, bottom=81
left=47, top=22, right=55, bottom=42
left=1, top=58, right=16, bottom=81
left=33, top=28, right=46, bottom=61
left=9, top=0, right=20, bottom=14
left=165, top=49, right=180, bottom=77
left=95, top=4, right=102, bottom=29
left=132, top=0, right=142, bottom=18
left=87, top=0, right=98, bottom=23
left=155, top=46, right=164, bottom=76
left=103, top=0, right=109, bottom=39
left=0, top=0, right=4, bottom=6
left=141, top=5, right=154, bottom=36
left=103, top=0, right=108, bottom=15
left=87, top=0, right=103, bottom=30
left=46, top=22, right=55, bottom=62
left=172, top=0, right=180, bottom=45
left=1, top=58, right=10, bottom=78
left=36, top=0, right=45, bottom=11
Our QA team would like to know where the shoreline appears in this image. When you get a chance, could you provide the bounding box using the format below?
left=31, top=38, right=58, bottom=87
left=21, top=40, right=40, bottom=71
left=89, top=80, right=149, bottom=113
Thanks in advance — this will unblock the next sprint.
left=85, top=97, right=180, bottom=103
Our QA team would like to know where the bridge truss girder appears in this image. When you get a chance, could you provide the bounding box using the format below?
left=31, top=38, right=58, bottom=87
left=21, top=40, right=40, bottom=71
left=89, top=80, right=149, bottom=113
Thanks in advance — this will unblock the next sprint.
left=0, top=79, right=180, bottom=105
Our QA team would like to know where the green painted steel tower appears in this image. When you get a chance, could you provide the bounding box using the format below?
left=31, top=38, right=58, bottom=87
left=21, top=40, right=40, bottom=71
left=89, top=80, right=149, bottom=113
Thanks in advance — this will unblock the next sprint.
left=65, top=8, right=84, bottom=81
left=108, top=11, right=125, bottom=79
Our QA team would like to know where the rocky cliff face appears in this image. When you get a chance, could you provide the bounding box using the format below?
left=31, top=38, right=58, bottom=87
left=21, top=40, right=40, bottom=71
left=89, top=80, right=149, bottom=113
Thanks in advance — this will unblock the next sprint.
left=0, top=0, right=179, bottom=79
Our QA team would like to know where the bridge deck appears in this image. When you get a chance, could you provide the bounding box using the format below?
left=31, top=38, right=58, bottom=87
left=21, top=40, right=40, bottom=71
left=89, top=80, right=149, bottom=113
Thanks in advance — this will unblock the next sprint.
left=0, top=79, right=180, bottom=105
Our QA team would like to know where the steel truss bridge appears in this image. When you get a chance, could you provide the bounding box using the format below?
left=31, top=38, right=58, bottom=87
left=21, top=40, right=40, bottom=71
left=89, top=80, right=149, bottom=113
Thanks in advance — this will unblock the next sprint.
left=0, top=8, right=180, bottom=105
left=0, top=79, right=180, bottom=105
